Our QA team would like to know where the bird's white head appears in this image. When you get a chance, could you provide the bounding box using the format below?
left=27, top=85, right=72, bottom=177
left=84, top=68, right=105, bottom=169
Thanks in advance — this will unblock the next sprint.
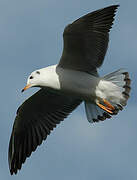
left=22, top=70, right=43, bottom=92
left=21, top=65, right=58, bottom=92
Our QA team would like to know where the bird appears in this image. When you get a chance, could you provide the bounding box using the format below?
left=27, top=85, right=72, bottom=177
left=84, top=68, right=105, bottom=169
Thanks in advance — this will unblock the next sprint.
left=8, top=5, right=131, bottom=175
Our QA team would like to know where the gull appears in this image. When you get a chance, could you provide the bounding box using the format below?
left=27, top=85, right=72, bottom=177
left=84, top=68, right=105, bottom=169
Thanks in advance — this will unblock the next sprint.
left=8, top=5, right=131, bottom=175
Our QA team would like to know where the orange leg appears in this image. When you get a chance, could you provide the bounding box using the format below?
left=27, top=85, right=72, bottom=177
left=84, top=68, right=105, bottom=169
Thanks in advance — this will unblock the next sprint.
left=97, top=102, right=113, bottom=114
left=103, top=99, right=115, bottom=110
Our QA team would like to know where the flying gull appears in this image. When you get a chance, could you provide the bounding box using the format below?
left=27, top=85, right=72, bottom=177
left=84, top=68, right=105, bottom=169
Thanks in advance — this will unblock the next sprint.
left=8, top=5, right=131, bottom=175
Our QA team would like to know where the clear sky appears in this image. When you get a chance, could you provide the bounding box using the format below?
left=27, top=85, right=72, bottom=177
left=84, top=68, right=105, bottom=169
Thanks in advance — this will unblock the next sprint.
left=0, top=0, right=137, bottom=179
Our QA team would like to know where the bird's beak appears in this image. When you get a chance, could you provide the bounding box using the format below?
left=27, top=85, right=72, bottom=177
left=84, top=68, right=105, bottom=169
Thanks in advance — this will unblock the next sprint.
left=21, top=84, right=32, bottom=92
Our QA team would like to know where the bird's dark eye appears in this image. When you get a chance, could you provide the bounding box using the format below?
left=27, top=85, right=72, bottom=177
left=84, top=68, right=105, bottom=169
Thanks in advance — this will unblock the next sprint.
left=36, top=71, right=40, bottom=74
left=30, top=76, right=33, bottom=79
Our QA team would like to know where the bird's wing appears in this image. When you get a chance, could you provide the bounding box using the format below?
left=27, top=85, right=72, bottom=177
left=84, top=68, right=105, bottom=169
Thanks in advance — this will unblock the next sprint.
left=58, top=5, right=119, bottom=74
left=9, top=89, right=81, bottom=175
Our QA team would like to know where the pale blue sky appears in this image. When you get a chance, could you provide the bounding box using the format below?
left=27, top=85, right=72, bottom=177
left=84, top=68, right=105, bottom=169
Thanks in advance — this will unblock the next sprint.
left=0, top=0, right=137, bottom=179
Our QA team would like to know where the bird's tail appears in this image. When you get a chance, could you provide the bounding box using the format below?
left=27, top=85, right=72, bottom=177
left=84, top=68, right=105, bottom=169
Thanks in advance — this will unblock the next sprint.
left=85, top=69, right=131, bottom=123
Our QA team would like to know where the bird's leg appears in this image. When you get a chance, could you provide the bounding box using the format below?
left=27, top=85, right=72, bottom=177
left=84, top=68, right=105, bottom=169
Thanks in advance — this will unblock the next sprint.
left=96, top=99, right=115, bottom=114
left=103, top=99, right=115, bottom=110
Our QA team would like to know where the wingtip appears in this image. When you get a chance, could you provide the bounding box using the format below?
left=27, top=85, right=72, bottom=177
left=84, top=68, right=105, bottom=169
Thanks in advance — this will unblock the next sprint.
left=9, top=166, right=15, bottom=175
left=108, top=4, right=120, bottom=8
left=116, top=4, right=120, bottom=7
left=9, top=166, right=19, bottom=175
left=114, top=4, right=120, bottom=7
left=114, top=4, right=120, bottom=11
left=9, top=165, right=12, bottom=175
left=104, top=4, right=120, bottom=12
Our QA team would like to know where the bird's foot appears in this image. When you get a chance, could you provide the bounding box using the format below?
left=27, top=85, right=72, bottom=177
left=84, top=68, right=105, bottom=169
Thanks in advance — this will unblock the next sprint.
left=96, top=99, right=115, bottom=114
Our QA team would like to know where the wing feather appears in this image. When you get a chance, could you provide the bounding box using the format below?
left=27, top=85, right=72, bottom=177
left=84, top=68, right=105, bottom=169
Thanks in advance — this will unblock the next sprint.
left=58, top=5, right=119, bottom=73
left=8, top=89, right=81, bottom=175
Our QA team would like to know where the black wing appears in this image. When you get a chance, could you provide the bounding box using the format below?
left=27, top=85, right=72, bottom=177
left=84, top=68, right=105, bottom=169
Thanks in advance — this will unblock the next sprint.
left=58, top=5, right=119, bottom=73
left=9, top=89, right=81, bottom=175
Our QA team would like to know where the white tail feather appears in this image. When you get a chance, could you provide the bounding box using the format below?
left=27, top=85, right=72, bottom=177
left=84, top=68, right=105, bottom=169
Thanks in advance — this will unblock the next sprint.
left=85, top=69, right=131, bottom=123
left=103, top=69, right=131, bottom=107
